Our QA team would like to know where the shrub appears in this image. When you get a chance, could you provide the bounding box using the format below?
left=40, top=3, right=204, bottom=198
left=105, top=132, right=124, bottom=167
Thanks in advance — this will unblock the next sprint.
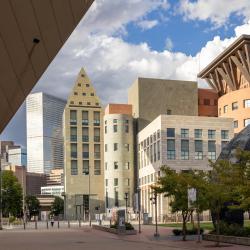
left=110, top=221, right=134, bottom=230
left=172, top=228, right=204, bottom=236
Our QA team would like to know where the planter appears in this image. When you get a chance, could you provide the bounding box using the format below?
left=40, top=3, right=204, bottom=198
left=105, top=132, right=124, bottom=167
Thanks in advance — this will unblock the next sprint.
left=92, top=225, right=137, bottom=235
left=203, top=234, right=250, bottom=246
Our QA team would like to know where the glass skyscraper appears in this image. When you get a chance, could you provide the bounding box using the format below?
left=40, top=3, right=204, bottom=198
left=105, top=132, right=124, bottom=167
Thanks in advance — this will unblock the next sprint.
left=26, top=92, right=66, bottom=174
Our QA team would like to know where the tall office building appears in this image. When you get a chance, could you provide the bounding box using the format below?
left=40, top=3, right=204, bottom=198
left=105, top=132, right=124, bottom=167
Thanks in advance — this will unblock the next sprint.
left=8, top=147, right=27, bottom=166
left=26, top=92, right=66, bottom=174
left=104, top=104, right=134, bottom=210
left=64, top=68, right=104, bottom=220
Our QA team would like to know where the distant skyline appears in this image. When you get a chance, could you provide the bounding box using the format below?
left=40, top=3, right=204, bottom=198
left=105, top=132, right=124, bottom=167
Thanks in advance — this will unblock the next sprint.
left=1, top=0, right=250, bottom=146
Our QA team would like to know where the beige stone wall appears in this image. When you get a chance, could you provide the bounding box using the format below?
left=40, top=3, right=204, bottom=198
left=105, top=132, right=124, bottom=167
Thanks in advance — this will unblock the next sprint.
left=128, top=78, right=198, bottom=131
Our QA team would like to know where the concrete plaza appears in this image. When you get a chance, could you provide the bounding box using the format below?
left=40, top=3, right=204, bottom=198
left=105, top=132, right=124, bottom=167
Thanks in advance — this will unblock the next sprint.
left=0, top=225, right=249, bottom=250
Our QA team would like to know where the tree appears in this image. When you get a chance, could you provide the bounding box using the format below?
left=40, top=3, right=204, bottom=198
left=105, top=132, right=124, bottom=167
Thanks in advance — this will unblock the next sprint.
left=25, top=195, right=40, bottom=220
left=2, top=170, right=23, bottom=217
left=51, top=196, right=64, bottom=217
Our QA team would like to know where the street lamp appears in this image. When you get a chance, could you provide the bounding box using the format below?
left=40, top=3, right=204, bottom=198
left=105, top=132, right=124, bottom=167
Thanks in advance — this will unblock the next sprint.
left=124, top=192, right=128, bottom=222
left=137, top=187, right=141, bottom=233
left=150, top=190, right=160, bottom=237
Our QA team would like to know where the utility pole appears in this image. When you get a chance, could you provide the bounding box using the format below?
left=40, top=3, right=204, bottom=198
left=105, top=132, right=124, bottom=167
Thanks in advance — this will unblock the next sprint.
left=124, top=192, right=128, bottom=222
left=0, top=156, right=2, bottom=230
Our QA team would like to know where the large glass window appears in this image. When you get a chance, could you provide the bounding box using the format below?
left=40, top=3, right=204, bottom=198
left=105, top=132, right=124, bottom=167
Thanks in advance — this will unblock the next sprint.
left=208, top=130, right=216, bottom=139
left=94, top=160, right=101, bottom=175
left=82, top=144, right=89, bottom=158
left=82, top=111, right=88, bottom=125
left=181, top=140, right=189, bottom=160
left=244, top=99, right=250, bottom=108
left=208, top=141, right=216, bottom=160
left=94, top=128, right=100, bottom=142
left=221, top=130, right=229, bottom=140
left=181, top=129, right=189, bottom=138
left=82, top=160, right=89, bottom=175
left=167, top=139, right=175, bottom=160
left=94, top=144, right=100, bottom=158
left=82, top=127, right=89, bottom=142
left=70, top=127, right=77, bottom=142
left=93, top=111, right=100, bottom=126
left=167, top=128, right=175, bottom=137
left=195, top=140, right=203, bottom=160
left=244, top=119, right=250, bottom=127
left=71, top=160, right=78, bottom=175
left=71, top=143, right=77, bottom=158
left=70, top=110, right=77, bottom=125
left=194, top=129, right=202, bottom=139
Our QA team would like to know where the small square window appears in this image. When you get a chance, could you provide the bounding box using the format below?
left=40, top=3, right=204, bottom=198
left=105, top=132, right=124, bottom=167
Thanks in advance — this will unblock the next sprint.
left=74, top=92, right=78, bottom=95
left=181, top=129, right=189, bottom=138
left=87, top=102, right=91, bottom=105
left=194, top=129, right=202, bottom=138
left=78, top=83, right=81, bottom=87
left=95, top=103, right=99, bottom=106
left=114, top=162, right=118, bottom=170
left=208, top=130, right=216, bottom=139
left=86, top=84, right=90, bottom=87
left=167, top=109, right=172, bottom=115
left=221, top=130, right=229, bottom=140
left=91, top=93, right=94, bottom=96
left=81, top=74, right=84, bottom=77
left=79, top=102, right=82, bottom=105
left=167, top=128, right=175, bottom=137
left=234, top=120, right=238, bottom=128
left=232, top=102, right=238, bottom=110
left=224, top=105, right=228, bottom=113
left=70, top=101, right=74, bottom=104
left=82, top=93, right=86, bottom=96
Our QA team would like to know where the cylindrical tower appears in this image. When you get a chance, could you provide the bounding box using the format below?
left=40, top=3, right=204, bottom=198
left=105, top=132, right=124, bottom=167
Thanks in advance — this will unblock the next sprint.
left=104, top=104, right=134, bottom=211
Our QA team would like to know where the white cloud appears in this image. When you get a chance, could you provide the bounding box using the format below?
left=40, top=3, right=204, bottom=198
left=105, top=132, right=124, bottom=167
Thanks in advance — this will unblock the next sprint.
left=165, top=37, right=173, bottom=51
left=178, top=0, right=250, bottom=28
left=137, top=19, right=159, bottom=30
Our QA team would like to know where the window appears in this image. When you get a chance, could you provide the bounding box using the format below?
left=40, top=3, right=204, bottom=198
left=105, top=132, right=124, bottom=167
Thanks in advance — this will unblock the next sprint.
left=124, top=143, right=129, bottom=151
left=167, top=128, right=175, bottom=137
left=113, top=119, right=117, bottom=123
left=74, top=92, right=78, bottom=95
left=113, top=125, right=117, bottom=132
left=115, top=190, right=119, bottom=206
left=106, top=191, right=109, bottom=208
left=87, top=102, right=91, bottom=105
left=91, top=93, right=94, bottom=96
left=244, top=119, right=250, bottom=127
left=223, top=105, right=228, bottom=113
left=181, top=140, right=189, bottom=160
left=125, top=178, right=130, bottom=186
left=94, top=144, right=100, bottom=158
left=208, top=141, right=216, bottom=160
left=195, top=140, right=203, bottom=160
left=219, top=108, right=221, bottom=115
left=194, top=129, right=202, bottom=139
left=94, top=160, right=101, bottom=175
left=82, top=127, right=89, bottom=142
left=82, top=111, right=88, bottom=125
left=79, top=102, right=82, bottom=105
left=232, top=102, right=238, bottom=110
left=94, top=128, right=100, bottom=142
left=167, top=139, right=175, bottom=159
left=105, top=162, right=108, bottom=170
left=70, top=127, right=77, bottom=142
left=114, top=178, right=118, bottom=186
left=82, top=160, right=89, bottom=175
left=70, top=101, right=74, bottom=104
left=157, top=130, right=160, bottom=139
left=71, top=143, right=77, bottom=158
left=105, top=126, right=107, bottom=134
left=114, top=143, right=118, bottom=151
left=114, top=162, right=118, bottom=170
left=124, top=162, right=130, bottom=170
left=157, top=141, right=160, bottom=160
left=244, top=99, right=250, bottom=108
left=167, top=109, right=172, bottom=115
left=221, top=130, right=229, bottom=140
left=105, top=179, right=108, bottom=187
left=208, top=130, right=216, bottom=139
left=204, top=99, right=210, bottom=105
left=94, top=111, right=100, bottom=126
left=105, top=144, right=108, bottom=152
left=82, top=92, right=86, bottom=96
left=181, top=129, right=189, bottom=138
left=82, top=144, right=89, bottom=158
left=71, top=160, right=78, bottom=175
left=70, top=110, right=77, bottom=125
left=153, top=143, right=156, bottom=162
left=234, top=120, right=238, bottom=128
left=125, top=125, right=129, bottom=133
left=78, top=83, right=81, bottom=87
left=86, top=84, right=89, bottom=87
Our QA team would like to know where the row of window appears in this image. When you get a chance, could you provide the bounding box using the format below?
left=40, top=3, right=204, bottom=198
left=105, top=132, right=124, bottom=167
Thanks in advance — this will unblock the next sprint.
left=74, top=91, right=94, bottom=97
left=234, top=119, right=250, bottom=128
left=199, top=98, right=217, bottom=106
left=104, top=143, right=130, bottom=152
left=139, top=130, right=161, bottom=149
left=70, top=143, right=101, bottom=159
left=104, top=124, right=129, bottom=133
left=70, top=127, right=100, bottom=142
left=139, top=171, right=161, bottom=186
left=221, top=99, right=250, bottom=114
left=166, top=128, right=229, bottom=140
left=70, top=110, right=100, bottom=126
left=105, top=178, right=130, bottom=187
left=70, top=101, right=99, bottom=106
left=105, top=161, right=130, bottom=170
left=70, top=160, right=101, bottom=175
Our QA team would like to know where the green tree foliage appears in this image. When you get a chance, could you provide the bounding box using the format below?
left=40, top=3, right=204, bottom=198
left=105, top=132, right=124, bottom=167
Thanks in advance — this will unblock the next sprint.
left=51, top=196, right=64, bottom=216
left=2, top=170, right=23, bottom=217
left=25, top=195, right=40, bottom=220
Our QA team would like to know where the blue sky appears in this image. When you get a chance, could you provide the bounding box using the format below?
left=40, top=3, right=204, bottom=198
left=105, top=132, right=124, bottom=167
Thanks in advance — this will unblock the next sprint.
left=1, top=0, right=250, bottom=146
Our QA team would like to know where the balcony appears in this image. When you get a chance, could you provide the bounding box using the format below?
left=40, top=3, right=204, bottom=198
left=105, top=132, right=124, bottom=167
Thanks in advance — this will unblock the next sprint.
left=94, top=152, right=100, bottom=159
left=70, top=119, right=77, bottom=126
left=82, top=120, right=89, bottom=126
left=82, top=152, right=89, bottom=158
left=94, top=136, right=100, bottom=142
left=82, top=135, right=89, bottom=142
left=93, top=120, right=100, bottom=126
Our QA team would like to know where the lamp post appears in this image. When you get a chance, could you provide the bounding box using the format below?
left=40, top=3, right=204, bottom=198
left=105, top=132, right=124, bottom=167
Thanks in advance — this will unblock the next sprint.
left=137, top=187, right=141, bottom=233
left=150, top=190, right=159, bottom=237
left=0, top=156, right=2, bottom=230
left=88, top=171, right=91, bottom=227
left=124, top=192, right=128, bottom=222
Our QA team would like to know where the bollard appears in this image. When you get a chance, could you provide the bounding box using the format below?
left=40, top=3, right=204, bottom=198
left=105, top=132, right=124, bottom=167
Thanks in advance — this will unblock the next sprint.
left=79, top=219, right=81, bottom=227
left=23, top=222, right=26, bottom=230
left=57, top=220, right=59, bottom=229
left=46, top=220, right=49, bottom=229
left=35, top=220, right=37, bottom=230
left=68, top=220, right=70, bottom=228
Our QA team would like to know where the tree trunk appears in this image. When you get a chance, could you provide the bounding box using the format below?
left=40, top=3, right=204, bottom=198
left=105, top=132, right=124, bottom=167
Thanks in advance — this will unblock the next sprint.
left=215, top=211, right=220, bottom=247
left=182, top=212, right=187, bottom=241
left=190, top=210, right=195, bottom=229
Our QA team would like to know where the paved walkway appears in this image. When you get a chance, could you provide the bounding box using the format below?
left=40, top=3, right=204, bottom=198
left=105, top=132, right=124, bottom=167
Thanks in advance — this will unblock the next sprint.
left=0, top=225, right=249, bottom=250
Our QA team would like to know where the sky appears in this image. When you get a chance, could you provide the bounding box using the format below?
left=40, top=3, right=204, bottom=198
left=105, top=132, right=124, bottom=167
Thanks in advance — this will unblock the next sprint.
left=2, top=0, right=250, bottom=147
